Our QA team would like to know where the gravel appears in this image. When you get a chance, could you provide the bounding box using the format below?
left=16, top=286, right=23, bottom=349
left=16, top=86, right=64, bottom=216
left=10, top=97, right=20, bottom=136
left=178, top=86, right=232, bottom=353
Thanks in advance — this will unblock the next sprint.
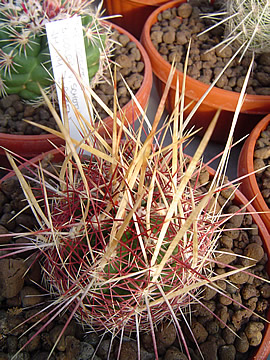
left=150, top=0, right=270, bottom=95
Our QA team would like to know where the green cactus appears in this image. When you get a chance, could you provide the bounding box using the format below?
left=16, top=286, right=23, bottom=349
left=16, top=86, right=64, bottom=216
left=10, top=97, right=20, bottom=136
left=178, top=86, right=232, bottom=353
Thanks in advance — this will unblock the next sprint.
left=226, top=0, right=270, bottom=55
left=0, top=0, right=111, bottom=101
left=201, top=0, right=270, bottom=60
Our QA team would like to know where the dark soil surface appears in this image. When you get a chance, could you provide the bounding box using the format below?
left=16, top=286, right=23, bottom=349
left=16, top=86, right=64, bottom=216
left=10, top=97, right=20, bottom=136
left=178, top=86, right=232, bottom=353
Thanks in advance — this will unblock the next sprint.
left=0, top=28, right=144, bottom=136
left=150, top=0, right=270, bottom=95
left=0, top=95, right=60, bottom=135
left=253, top=124, right=270, bottom=207
left=0, top=158, right=269, bottom=360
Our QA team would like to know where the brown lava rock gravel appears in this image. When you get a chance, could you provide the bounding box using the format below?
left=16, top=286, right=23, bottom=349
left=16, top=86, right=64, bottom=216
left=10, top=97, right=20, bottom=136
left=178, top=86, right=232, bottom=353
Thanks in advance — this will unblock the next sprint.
left=0, top=95, right=60, bottom=135
left=253, top=124, right=270, bottom=207
left=90, top=29, right=145, bottom=121
left=0, top=163, right=269, bottom=360
left=150, top=0, right=270, bottom=95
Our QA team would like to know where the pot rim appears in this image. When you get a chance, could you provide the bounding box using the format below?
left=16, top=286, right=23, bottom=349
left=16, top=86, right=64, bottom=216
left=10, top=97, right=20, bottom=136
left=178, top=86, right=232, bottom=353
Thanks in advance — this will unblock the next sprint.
left=238, top=114, right=270, bottom=222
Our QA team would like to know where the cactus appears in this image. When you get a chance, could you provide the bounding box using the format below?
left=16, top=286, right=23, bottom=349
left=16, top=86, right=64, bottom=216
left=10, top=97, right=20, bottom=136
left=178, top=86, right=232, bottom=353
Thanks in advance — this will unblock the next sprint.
left=2, top=58, right=268, bottom=358
left=0, top=0, right=111, bottom=101
left=201, top=0, right=270, bottom=59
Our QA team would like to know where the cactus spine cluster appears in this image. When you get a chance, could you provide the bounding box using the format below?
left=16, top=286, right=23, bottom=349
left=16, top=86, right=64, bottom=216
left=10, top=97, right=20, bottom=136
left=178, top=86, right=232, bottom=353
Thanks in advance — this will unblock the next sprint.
left=0, top=0, right=111, bottom=101
left=225, top=0, right=270, bottom=54
left=4, top=79, right=247, bottom=358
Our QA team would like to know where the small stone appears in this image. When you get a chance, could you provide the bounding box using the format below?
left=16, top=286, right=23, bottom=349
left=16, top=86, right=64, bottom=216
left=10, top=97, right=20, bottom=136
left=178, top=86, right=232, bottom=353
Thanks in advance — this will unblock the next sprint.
left=0, top=95, right=20, bottom=109
left=241, top=284, right=259, bottom=300
left=258, top=52, right=270, bottom=66
left=163, top=30, right=176, bottom=44
left=49, top=324, right=75, bottom=352
left=216, top=248, right=236, bottom=268
left=161, top=9, right=173, bottom=20
left=130, top=47, right=141, bottom=61
left=216, top=75, right=228, bottom=88
left=203, top=286, right=217, bottom=300
left=126, top=73, right=144, bottom=90
left=118, top=34, right=130, bottom=47
left=117, top=341, right=137, bottom=360
left=199, top=340, right=218, bottom=360
left=220, top=235, right=233, bottom=249
left=20, top=286, right=43, bottom=307
left=25, top=331, right=40, bottom=352
left=177, top=3, right=192, bottom=18
left=150, top=31, right=163, bottom=44
left=115, top=54, right=133, bottom=69
left=176, top=31, right=188, bottom=45
left=65, top=335, right=81, bottom=359
left=218, top=345, right=236, bottom=360
left=223, top=222, right=240, bottom=239
left=157, top=323, right=177, bottom=348
left=229, top=265, right=249, bottom=284
left=254, top=145, right=270, bottom=159
left=256, top=72, right=270, bottom=86
left=241, top=243, right=264, bottom=266
left=97, top=339, right=112, bottom=359
left=205, top=320, right=219, bottom=335
left=219, top=294, right=233, bottom=306
left=191, top=322, right=208, bottom=344
left=227, top=205, right=244, bottom=227
left=260, top=284, right=270, bottom=298
left=7, top=335, right=18, bottom=354
left=245, top=322, right=264, bottom=346
left=254, top=158, right=266, bottom=173
left=77, top=342, right=95, bottom=360
left=170, top=17, right=182, bottom=28
left=222, top=325, right=236, bottom=344
left=215, top=46, right=232, bottom=58
left=23, top=105, right=35, bottom=117
left=235, top=331, right=249, bottom=353
left=0, top=258, right=27, bottom=298
left=216, top=306, right=229, bottom=329
left=164, top=346, right=188, bottom=360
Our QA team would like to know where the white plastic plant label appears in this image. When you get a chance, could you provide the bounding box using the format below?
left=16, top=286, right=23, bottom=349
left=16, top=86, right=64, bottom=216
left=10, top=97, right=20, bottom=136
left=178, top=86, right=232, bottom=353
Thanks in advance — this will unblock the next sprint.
left=45, top=16, right=91, bottom=142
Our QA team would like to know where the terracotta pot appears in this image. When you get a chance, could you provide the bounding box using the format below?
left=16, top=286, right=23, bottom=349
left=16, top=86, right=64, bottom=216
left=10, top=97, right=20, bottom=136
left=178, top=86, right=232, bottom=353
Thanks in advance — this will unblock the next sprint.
left=1, top=147, right=270, bottom=360
left=140, top=0, right=270, bottom=144
left=0, top=21, right=152, bottom=165
left=103, top=0, right=168, bottom=39
left=238, top=114, right=270, bottom=233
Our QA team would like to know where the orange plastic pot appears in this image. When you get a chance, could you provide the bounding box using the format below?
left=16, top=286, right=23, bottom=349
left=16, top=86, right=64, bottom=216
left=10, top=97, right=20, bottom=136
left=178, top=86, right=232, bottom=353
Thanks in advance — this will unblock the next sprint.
left=1, top=148, right=270, bottom=360
left=0, top=21, right=152, bottom=166
left=238, top=114, right=270, bottom=232
left=103, top=0, right=168, bottom=39
left=140, top=0, right=270, bottom=144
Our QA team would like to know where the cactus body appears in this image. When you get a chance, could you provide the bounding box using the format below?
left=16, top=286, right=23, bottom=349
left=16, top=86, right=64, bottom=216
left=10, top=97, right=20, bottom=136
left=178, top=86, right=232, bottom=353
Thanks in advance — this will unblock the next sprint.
left=226, top=0, right=270, bottom=54
left=0, top=1, right=109, bottom=101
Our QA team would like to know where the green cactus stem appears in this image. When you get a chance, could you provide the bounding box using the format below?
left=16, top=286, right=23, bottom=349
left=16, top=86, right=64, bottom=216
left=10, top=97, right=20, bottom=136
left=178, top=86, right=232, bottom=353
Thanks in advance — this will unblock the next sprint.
left=0, top=0, right=111, bottom=101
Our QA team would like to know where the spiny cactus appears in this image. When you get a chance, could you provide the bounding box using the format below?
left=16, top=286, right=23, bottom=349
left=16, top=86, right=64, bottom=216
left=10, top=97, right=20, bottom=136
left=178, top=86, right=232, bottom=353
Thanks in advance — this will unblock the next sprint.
left=201, top=0, right=270, bottom=59
left=2, top=59, right=269, bottom=359
left=0, top=0, right=112, bottom=101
